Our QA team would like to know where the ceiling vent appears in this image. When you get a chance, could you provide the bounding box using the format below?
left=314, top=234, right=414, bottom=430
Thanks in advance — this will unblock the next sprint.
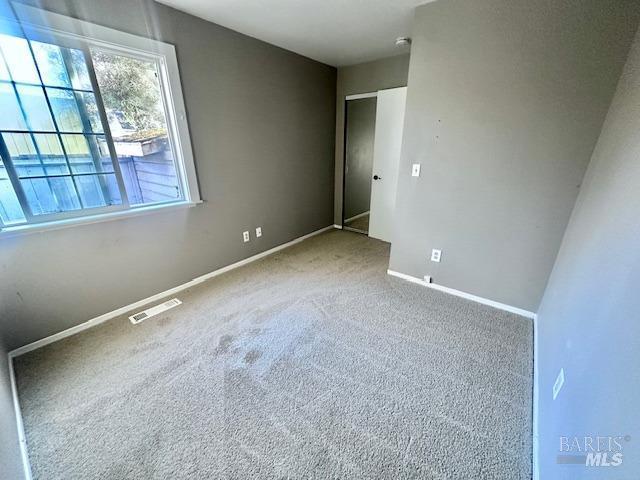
left=129, top=298, right=182, bottom=324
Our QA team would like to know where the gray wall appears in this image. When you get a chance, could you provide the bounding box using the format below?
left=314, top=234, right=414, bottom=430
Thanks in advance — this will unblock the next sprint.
left=536, top=26, right=640, bottom=479
left=389, top=0, right=640, bottom=312
left=0, top=0, right=336, bottom=350
left=344, top=97, right=376, bottom=220
left=334, top=54, right=409, bottom=224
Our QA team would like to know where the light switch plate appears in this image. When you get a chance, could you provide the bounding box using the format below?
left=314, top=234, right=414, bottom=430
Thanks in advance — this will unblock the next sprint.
left=256, top=227, right=262, bottom=238
left=412, top=164, right=421, bottom=177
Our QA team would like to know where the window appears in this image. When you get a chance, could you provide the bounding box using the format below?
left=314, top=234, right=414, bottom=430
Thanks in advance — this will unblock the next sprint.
left=92, top=50, right=182, bottom=206
left=0, top=6, right=199, bottom=232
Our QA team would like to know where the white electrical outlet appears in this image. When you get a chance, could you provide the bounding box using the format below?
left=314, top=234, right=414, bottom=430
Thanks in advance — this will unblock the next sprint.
left=256, top=227, right=262, bottom=238
left=430, top=249, right=442, bottom=262
left=243, top=231, right=250, bottom=243
left=412, top=163, right=421, bottom=177
left=553, top=368, right=565, bottom=400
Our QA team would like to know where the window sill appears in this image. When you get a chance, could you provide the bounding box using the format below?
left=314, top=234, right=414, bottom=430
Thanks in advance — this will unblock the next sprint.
left=0, top=200, right=203, bottom=239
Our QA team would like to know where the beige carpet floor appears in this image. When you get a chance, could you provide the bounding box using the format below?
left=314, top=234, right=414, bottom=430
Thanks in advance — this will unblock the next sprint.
left=344, top=213, right=369, bottom=232
left=14, top=230, right=532, bottom=479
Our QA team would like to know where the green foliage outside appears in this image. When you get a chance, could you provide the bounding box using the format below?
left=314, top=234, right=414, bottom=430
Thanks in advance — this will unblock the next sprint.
left=92, top=51, right=166, bottom=133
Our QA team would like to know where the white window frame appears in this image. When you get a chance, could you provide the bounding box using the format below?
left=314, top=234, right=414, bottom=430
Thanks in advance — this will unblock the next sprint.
left=0, top=4, right=201, bottom=236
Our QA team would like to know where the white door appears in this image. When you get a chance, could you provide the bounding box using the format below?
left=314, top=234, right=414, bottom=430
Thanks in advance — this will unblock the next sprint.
left=368, top=87, right=407, bottom=242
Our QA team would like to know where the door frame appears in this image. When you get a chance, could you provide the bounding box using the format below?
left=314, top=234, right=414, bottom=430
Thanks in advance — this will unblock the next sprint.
left=341, top=91, right=377, bottom=234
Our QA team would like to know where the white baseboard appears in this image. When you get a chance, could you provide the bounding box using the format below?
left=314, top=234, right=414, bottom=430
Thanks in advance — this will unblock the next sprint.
left=386, top=270, right=427, bottom=287
left=9, top=224, right=337, bottom=359
left=387, top=268, right=538, bottom=476
left=344, top=210, right=369, bottom=223
left=532, top=313, right=539, bottom=479
left=8, top=356, right=32, bottom=480
left=386, top=270, right=536, bottom=319
left=333, top=224, right=343, bottom=230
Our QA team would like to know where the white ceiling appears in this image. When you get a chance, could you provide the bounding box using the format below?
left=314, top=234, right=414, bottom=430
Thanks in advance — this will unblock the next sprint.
left=156, top=0, right=428, bottom=66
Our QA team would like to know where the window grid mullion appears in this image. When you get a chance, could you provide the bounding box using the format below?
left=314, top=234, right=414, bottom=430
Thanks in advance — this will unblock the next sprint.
left=0, top=133, right=34, bottom=220
left=0, top=79, right=93, bottom=95
left=0, top=47, right=61, bottom=206
left=23, top=38, right=87, bottom=210
left=0, top=48, right=35, bottom=220
left=1, top=129, right=105, bottom=136
left=58, top=47, right=114, bottom=204
left=83, top=45, right=130, bottom=208
left=10, top=85, right=57, bottom=191
left=13, top=172, right=115, bottom=180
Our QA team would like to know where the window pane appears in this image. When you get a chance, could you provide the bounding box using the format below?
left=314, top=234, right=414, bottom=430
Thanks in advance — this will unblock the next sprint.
left=0, top=157, right=26, bottom=224
left=61, top=134, right=113, bottom=173
left=0, top=34, right=40, bottom=84
left=105, top=173, right=122, bottom=204
left=97, top=136, right=112, bottom=168
left=46, top=87, right=83, bottom=132
left=34, top=133, right=65, bottom=161
left=0, top=56, right=9, bottom=81
left=34, top=133, right=69, bottom=174
left=0, top=83, right=28, bottom=130
left=92, top=49, right=181, bottom=206
left=20, top=175, right=80, bottom=215
left=61, top=134, right=90, bottom=173
left=7, top=133, right=40, bottom=177
left=0, top=33, right=127, bottom=224
left=74, top=92, right=103, bottom=133
left=92, top=135, right=114, bottom=172
left=16, top=85, right=55, bottom=131
left=31, top=41, right=72, bottom=88
left=4, top=132, right=68, bottom=177
left=75, top=173, right=121, bottom=208
left=4, top=132, right=36, bottom=157
left=67, top=49, right=92, bottom=91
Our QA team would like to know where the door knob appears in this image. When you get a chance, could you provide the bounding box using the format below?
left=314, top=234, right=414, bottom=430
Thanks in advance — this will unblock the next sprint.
left=373, top=174, right=381, bottom=180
